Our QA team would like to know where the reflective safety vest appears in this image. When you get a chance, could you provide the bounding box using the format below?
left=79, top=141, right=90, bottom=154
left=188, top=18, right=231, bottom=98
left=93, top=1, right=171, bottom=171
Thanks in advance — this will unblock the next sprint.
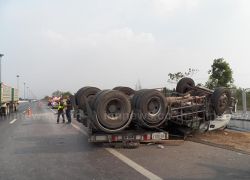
left=58, top=102, right=64, bottom=110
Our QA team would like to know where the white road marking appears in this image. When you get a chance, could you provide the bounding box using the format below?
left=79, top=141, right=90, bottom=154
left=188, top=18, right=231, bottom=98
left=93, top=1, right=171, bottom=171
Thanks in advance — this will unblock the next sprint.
left=47, top=108, right=162, bottom=180
left=10, top=119, right=17, bottom=124
left=71, top=123, right=88, bottom=136
left=71, top=122, right=162, bottom=180
left=106, top=148, right=163, bottom=180
left=50, top=108, right=57, bottom=114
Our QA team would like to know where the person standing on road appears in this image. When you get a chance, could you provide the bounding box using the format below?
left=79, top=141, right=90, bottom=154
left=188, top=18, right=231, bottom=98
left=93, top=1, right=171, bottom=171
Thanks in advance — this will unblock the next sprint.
left=66, top=96, right=72, bottom=124
left=57, top=99, right=65, bottom=124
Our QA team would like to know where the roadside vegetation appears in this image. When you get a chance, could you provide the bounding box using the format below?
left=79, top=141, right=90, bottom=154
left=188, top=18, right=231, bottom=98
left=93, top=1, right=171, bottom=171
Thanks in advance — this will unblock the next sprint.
left=168, top=58, right=250, bottom=110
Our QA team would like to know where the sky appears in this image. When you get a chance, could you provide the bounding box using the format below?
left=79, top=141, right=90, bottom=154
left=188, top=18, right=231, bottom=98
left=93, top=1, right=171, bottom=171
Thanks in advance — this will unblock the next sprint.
left=1, top=0, right=250, bottom=98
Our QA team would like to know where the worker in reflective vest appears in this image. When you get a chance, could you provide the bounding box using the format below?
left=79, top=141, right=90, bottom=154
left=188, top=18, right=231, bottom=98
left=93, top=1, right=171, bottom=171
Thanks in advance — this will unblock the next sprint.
left=65, top=96, right=72, bottom=124
left=57, top=99, right=65, bottom=123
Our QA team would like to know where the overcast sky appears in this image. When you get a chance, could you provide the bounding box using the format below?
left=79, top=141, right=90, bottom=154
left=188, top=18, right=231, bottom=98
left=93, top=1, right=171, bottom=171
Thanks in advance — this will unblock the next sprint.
left=1, top=0, right=250, bottom=98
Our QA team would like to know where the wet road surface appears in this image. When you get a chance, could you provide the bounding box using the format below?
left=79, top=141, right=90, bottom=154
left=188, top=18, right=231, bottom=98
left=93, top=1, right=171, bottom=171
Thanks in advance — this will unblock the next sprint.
left=0, top=101, right=250, bottom=180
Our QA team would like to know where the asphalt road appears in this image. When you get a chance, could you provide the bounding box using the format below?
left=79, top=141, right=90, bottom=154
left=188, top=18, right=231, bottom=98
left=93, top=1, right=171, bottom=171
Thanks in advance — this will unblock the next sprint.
left=0, top=101, right=250, bottom=180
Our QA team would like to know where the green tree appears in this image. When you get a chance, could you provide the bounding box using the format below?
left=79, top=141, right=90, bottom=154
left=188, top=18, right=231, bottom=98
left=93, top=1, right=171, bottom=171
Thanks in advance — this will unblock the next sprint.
left=206, top=58, right=233, bottom=89
left=52, top=90, right=63, bottom=97
left=168, top=68, right=198, bottom=82
left=62, top=91, right=72, bottom=99
left=43, top=96, right=50, bottom=100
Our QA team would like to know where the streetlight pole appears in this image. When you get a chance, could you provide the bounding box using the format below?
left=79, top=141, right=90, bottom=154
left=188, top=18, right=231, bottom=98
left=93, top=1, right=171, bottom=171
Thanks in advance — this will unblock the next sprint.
left=27, top=87, right=29, bottom=100
left=16, top=75, right=20, bottom=90
left=0, top=54, right=4, bottom=83
left=24, top=82, right=26, bottom=100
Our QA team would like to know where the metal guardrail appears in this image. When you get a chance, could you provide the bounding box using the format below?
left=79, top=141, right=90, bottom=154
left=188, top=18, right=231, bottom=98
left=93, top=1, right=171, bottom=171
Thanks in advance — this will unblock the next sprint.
left=242, top=88, right=250, bottom=116
left=231, top=112, right=250, bottom=121
left=229, top=112, right=250, bottom=131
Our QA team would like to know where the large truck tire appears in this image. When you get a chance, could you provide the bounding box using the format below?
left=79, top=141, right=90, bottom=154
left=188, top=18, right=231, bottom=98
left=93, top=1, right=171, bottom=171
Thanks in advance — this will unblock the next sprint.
left=76, top=87, right=101, bottom=111
left=92, top=90, right=110, bottom=109
left=92, top=90, right=132, bottom=133
left=70, top=95, right=77, bottom=109
left=211, top=87, right=231, bottom=116
left=2, top=107, right=6, bottom=116
left=176, top=78, right=195, bottom=94
left=75, top=87, right=86, bottom=106
left=113, top=86, right=135, bottom=96
left=2, top=105, right=9, bottom=116
left=9, top=104, right=13, bottom=113
left=131, top=89, right=150, bottom=110
left=75, top=87, right=100, bottom=105
left=130, top=89, right=151, bottom=128
left=133, top=89, right=167, bottom=128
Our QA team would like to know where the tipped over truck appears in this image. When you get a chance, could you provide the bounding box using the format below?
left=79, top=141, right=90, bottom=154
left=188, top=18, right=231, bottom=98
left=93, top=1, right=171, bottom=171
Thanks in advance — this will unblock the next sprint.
left=72, top=78, right=233, bottom=147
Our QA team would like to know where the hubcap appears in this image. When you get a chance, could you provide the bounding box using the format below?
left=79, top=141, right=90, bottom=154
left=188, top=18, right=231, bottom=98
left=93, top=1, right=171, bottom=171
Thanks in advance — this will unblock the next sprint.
left=147, top=98, right=161, bottom=115
left=106, top=99, right=122, bottom=119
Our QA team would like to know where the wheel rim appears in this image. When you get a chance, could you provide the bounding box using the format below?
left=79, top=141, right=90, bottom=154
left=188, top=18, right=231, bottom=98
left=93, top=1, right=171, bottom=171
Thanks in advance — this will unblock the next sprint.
left=105, top=99, right=123, bottom=120
left=147, top=97, right=161, bottom=116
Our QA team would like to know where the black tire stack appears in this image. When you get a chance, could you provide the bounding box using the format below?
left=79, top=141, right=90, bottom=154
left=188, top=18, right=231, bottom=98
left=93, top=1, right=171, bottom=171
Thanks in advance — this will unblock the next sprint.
left=113, top=86, right=135, bottom=96
left=74, top=78, right=232, bottom=133
left=132, top=89, right=167, bottom=128
left=74, top=86, right=101, bottom=123
left=75, top=85, right=168, bottom=133
left=75, top=86, right=101, bottom=111
left=91, top=90, right=132, bottom=133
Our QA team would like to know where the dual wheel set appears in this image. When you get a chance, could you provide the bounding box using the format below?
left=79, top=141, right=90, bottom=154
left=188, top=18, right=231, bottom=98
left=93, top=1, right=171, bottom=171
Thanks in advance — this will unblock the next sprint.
left=1, top=104, right=17, bottom=116
left=73, top=78, right=232, bottom=133
left=73, top=86, right=167, bottom=133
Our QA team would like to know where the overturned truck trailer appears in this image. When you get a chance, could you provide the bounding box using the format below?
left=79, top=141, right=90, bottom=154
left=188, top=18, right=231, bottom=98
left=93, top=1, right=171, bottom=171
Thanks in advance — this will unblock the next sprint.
left=72, top=78, right=233, bottom=145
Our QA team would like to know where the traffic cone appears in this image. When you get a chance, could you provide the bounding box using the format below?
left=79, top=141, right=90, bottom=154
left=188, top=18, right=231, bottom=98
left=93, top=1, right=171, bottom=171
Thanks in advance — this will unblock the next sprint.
left=27, top=107, right=32, bottom=116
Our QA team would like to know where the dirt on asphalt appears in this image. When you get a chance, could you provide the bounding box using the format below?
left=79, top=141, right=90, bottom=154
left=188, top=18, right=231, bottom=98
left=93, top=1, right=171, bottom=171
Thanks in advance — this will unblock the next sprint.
left=191, top=129, right=250, bottom=154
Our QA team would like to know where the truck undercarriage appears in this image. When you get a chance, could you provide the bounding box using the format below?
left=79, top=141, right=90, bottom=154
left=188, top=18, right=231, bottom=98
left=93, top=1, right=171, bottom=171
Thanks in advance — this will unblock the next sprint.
left=71, top=78, right=233, bottom=147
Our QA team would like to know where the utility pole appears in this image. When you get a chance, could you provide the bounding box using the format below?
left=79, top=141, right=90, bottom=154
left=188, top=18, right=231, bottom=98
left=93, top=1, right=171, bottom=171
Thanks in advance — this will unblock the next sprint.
left=0, top=53, right=4, bottom=83
left=24, top=82, right=26, bottom=100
